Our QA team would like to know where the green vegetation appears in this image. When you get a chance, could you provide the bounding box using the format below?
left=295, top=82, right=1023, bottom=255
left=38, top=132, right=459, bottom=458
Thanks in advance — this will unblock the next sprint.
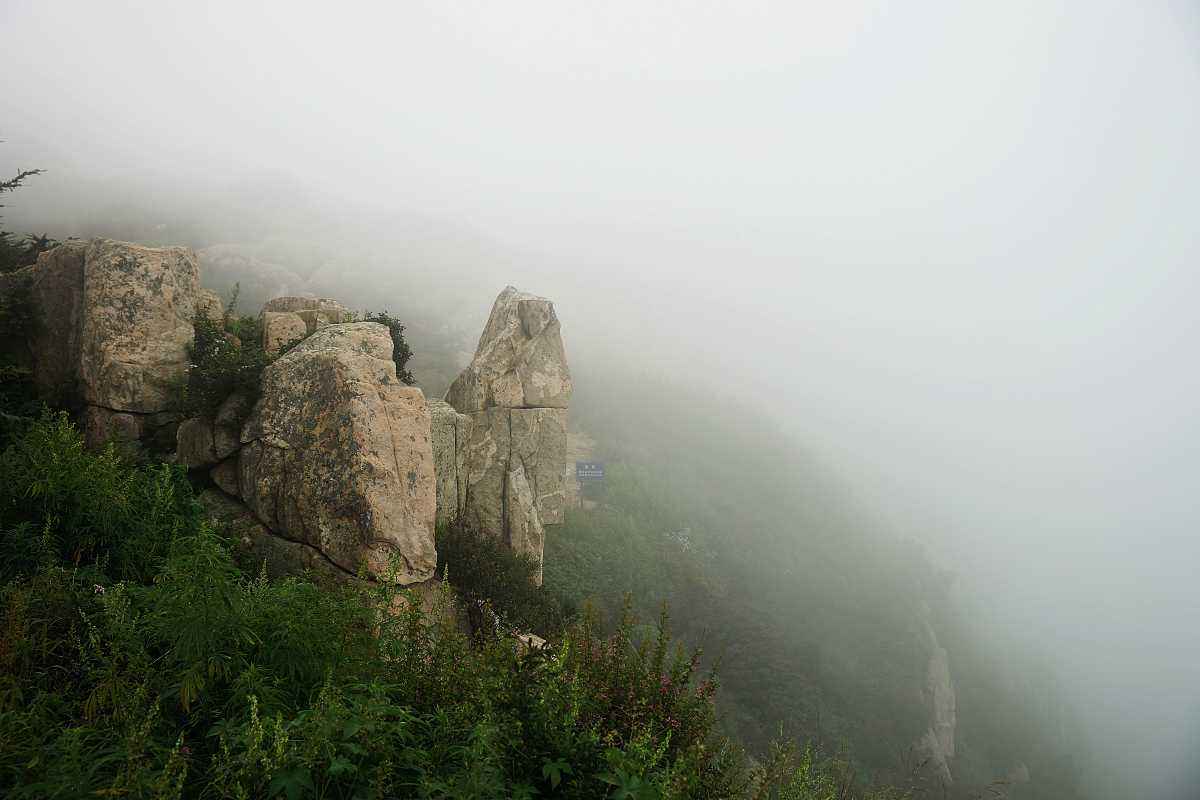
left=0, top=166, right=51, bottom=274
left=546, top=366, right=1088, bottom=799
left=361, top=310, right=416, bottom=386
left=180, top=310, right=273, bottom=418
left=0, top=412, right=906, bottom=799
left=178, top=295, right=420, bottom=421
left=0, top=280, right=38, bottom=440
left=436, top=518, right=571, bottom=639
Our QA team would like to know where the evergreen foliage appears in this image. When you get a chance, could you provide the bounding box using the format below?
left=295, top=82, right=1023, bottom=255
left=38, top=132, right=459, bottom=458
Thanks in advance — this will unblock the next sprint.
left=0, top=165, right=50, bottom=274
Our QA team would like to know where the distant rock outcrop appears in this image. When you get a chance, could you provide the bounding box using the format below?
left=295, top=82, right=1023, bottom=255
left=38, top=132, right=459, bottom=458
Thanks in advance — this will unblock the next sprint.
left=916, top=622, right=958, bottom=784
left=196, top=245, right=308, bottom=311
left=438, top=287, right=572, bottom=583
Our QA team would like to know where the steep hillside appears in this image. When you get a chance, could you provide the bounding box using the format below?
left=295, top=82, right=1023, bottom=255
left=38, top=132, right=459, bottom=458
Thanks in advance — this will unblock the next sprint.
left=543, top=364, right=1088, bottom=799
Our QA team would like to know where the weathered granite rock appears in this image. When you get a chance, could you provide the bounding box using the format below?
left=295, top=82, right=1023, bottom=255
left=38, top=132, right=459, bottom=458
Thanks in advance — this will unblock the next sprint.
left=510, top=407, right=567, bottom=525
left=213, top=392, right=250, bottom=460
left=261, top=296, right=352, bottom=331
left=198, top=489, right=349, bottom=586
left=210, top=457, right=240, bottom=497
left=261, top=311, right=308, bottom=355
left=460, top=407, right=510, bottom=536
left=1, top=240, right=203, bottom=421
left=197, top=288, right=225, bottom=325
left=238, top=322, right=436, bottom=585
left=505, top=467, right=545, bottom=585
left=82, top=405, right=144, bottom=449
left=916, top=623, right=957, bottom=784
left=176, top=417, right=217, bottom=469
left=436, top=287, right=572, bottom=577
left=430, top=400, right=472, bottom=527
left=16, top=242, right=87, bottom=405
left=445, top=286, right=572, bottom=413
left=447, top=407, right=561, bottom=578
left=80, top=239, right=199, bottom=413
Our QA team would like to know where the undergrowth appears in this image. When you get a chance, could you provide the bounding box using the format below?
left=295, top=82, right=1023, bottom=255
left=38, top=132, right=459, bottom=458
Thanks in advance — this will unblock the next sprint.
left=0, top=411, right=903, bottom=799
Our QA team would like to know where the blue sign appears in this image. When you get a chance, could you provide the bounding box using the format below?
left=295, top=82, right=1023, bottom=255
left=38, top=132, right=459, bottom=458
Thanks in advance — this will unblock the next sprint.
left=576, top=461, right=605, bottom=481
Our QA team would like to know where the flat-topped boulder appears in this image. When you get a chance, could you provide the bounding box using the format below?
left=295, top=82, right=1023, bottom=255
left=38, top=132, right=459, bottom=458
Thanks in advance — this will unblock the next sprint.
left=259, top=296, right=353, bottom=353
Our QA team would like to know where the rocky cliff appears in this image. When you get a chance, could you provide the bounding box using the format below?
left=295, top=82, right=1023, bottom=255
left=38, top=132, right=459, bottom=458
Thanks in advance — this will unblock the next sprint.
left=4, top=240, right=571, bottom=590
left=434, top=286, right=573, bottom=584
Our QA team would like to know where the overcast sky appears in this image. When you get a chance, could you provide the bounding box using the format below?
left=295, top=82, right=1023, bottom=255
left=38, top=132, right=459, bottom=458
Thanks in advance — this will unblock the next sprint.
left=3, top=2, right=1199, bottom=796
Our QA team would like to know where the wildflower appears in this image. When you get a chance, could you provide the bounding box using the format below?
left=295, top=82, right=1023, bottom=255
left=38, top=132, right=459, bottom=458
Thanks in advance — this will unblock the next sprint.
left=93, top=584, right=105, bottom=595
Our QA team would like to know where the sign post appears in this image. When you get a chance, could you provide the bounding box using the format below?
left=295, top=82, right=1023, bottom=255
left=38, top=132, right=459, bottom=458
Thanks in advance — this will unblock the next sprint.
left=575, top=461, right=605, bottom=482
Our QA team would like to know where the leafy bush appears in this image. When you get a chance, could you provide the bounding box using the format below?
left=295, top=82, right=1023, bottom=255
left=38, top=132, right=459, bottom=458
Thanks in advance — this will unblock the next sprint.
left=436, top=518, right=570, bottom=638
left=0, top=412, right=828, bottom=799
left=0, top=411, right=201, bottom=583
left=361, top=310, right=415, bottom=385
left=0, top=279, right=38, bottom=433
left=178, top=289, right=277, bottom=418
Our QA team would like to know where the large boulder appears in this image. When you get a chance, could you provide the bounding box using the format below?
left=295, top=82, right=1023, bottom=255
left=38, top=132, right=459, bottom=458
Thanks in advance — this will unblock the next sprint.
left=437, top=287, right=573, bottom=578
left=0, top=240, right=202, bottom=441
left=79, top=239, right=199, bottom=413
left=445, top=286, right=572, bottom=413
left=238, top=322, right=436, bottom=585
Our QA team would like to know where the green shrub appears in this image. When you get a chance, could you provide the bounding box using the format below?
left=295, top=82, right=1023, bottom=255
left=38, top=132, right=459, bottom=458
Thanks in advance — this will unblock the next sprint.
left=0, top=279, right=38, bottom=433
left=177, top=310, right=275, bottom=418
left=361, top=310, right=415, bottom=385
left=0, top=411, right=917, bottom=800
left=0, top=166, right=47, bottom=274
left=436, top=518, right=570, bottom=638
left=0, top=411, right=201, bottom=583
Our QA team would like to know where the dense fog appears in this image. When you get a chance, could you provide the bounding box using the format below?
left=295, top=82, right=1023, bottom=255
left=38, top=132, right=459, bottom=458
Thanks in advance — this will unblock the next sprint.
left=4, top=2, right=1198, bottom=796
